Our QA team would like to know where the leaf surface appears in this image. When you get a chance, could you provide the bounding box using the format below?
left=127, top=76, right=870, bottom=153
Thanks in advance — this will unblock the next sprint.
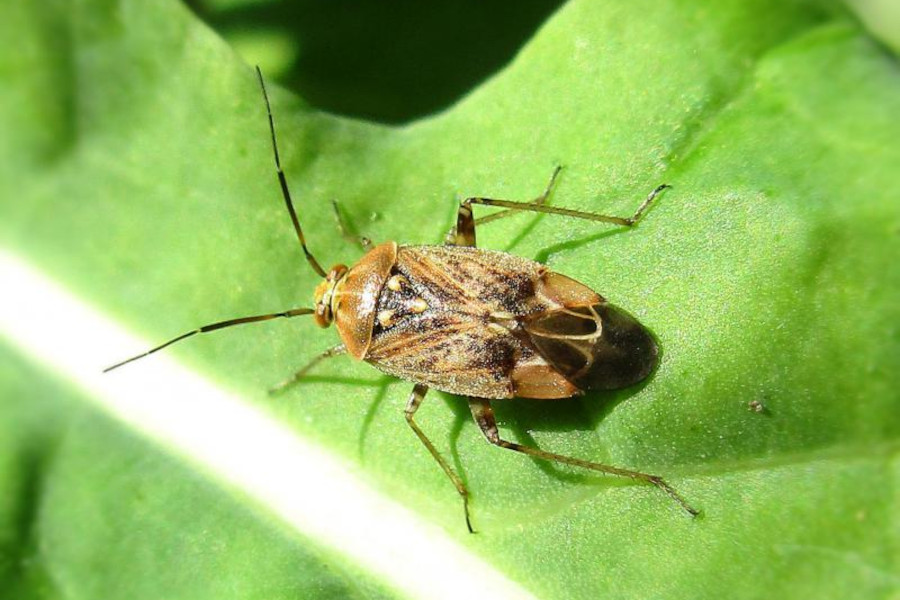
left=1, top=1, right=898, bottom=598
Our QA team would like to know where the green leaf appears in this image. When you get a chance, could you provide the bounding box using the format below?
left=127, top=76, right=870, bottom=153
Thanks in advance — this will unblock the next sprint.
left=2, top=0, right=898, bottom=599
left=0, top=346, right=394, bottom=600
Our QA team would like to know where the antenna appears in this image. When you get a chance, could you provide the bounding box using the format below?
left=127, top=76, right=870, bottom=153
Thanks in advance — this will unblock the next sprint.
left=104, top=69, right=331, bottom=373
left=104, top=308, right=315, bottom=372
left=256, top=66, right=327, bottom=278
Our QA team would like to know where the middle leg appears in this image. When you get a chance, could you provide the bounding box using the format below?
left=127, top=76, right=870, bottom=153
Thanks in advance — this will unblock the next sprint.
left=405, top=384, right=474, bottom=532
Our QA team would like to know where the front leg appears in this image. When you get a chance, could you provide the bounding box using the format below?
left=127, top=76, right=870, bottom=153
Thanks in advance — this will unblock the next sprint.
left=269, top=344, right=346, bottom=394
left=330, top=199, right=373, bottom=251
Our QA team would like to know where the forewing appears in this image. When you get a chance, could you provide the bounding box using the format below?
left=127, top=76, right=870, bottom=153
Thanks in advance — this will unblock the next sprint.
left=398, top=245, right=547, bottom=317
left=366, top=312, right=520, bottom=399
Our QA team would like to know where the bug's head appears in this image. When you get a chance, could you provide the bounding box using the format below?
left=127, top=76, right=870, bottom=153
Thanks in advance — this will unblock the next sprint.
left=313, top=264, right=348, bottom=327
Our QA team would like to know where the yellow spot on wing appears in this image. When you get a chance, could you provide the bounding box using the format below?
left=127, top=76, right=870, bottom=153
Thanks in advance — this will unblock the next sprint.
left=387, top=275, right=407, bottom=291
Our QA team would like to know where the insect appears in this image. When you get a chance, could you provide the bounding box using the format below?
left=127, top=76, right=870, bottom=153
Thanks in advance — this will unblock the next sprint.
left=748, top=399, right=768, bottom=414
left=106, top=67, right=698, bottom=531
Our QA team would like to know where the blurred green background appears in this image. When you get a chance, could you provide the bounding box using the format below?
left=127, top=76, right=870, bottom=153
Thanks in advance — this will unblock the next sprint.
left=2, top=1, right=899, bottom=599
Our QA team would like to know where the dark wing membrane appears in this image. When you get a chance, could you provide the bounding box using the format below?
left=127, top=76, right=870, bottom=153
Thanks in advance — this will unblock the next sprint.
left=365, top=312, right=522, bottom=399
left=524, top=303, right=658, bottom=390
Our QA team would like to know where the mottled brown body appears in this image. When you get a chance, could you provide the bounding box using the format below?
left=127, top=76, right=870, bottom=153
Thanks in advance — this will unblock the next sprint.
left=105, top=69, right=697, bottom=532
left=328, top=243, right=658, bottom=400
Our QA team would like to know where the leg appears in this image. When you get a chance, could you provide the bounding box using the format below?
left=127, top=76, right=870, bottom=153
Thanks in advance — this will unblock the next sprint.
left=269, top=344, right=347, bottom=394
left=448, top=171, right=669, bottom=248
left=331, top=200, right=373, bottom=251
left=444, top=166, right=562, bottom=247
left=405, top=384, right=474, bottom=532
left=473, top=165, right=562, bottom=228
left=465, top=183, right=668, bottom=228
left=468, top=398, right=699, bottom=516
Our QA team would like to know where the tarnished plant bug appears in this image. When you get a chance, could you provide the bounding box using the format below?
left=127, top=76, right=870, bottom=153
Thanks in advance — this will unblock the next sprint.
left=106, top=67, right=698, bottom=531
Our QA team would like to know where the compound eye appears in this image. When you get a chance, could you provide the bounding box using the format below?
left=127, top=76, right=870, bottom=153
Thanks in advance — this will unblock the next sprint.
left=314, top=301, right=332, bottom=328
